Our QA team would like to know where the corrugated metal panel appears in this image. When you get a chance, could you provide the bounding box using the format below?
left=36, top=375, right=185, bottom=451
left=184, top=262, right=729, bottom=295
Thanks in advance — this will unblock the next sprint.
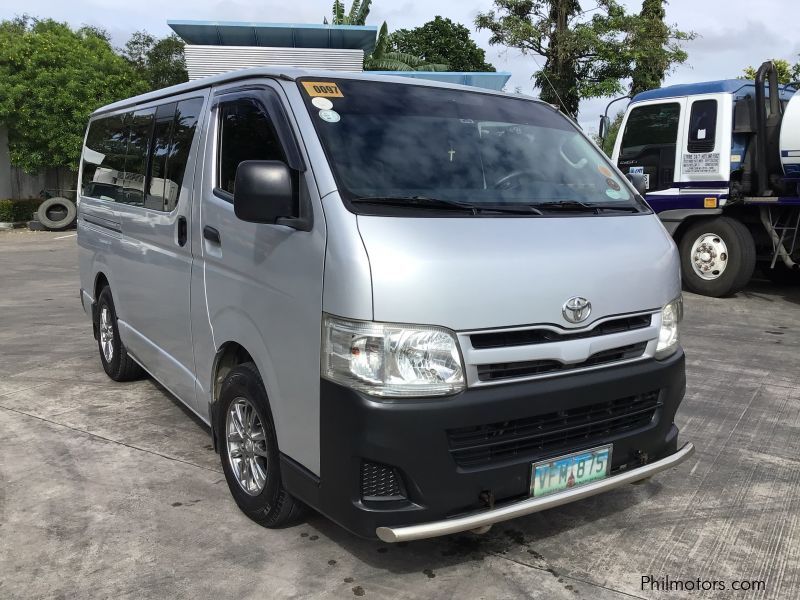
left=185, top=45, right=363, bottom=80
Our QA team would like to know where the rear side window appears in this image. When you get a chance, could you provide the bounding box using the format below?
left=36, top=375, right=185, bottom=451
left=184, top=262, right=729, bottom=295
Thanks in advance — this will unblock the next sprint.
left=164, top=98, right=204, bottom=211
left=687, top=99, right=717, bottom=153
left=81, top=114, right=129, bottom=202
left=217, top=99, right=285, bottom=195
left=619, top=103, right=681, bottom=158
left=121, top=110, right=155, bottom=207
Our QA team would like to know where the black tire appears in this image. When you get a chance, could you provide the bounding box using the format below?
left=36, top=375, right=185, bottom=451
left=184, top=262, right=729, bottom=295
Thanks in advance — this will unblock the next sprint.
left=679, top=217, right=756, bottom=297
left=95, top=287, right=145, bottom=381
left=37, top=197, right=77, bottom=231
left=761, top=262, right=800, bottom=285
left=216, top=362, right=305, bottom=528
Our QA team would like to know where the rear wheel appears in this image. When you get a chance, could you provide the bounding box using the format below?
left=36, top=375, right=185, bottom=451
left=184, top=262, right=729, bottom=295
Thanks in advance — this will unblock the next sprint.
left=679, top=217, right=756, bottom=297
left=95, top=286, right=144, bottom=381
left=217, top=362, right=305, bottom=528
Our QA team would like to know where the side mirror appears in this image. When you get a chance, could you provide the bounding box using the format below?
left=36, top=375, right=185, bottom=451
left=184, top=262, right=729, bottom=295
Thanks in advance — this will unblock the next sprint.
left=598, top=115, right=611, bottom=141
left=625, top=172, right=647, bottom=196
left=233, top=160, right=298, bottom=225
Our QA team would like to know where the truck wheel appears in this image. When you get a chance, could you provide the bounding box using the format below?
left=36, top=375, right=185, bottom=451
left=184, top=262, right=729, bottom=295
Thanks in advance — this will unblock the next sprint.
left=217, top=362, right=305, bottom=528
left=95, top=286, right=145, bottom=381
left=679, top=217, right=756, bottom=297
left=37, top=197, right=77, bottom=230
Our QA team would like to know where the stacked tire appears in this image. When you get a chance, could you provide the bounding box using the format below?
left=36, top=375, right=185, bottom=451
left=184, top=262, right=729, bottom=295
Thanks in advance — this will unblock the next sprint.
left=29, top=197, right=77, bottom=231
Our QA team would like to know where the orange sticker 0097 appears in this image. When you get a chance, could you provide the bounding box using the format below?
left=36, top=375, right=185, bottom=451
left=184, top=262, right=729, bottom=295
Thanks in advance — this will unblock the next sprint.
left=301, top=81, right=344, bottom=98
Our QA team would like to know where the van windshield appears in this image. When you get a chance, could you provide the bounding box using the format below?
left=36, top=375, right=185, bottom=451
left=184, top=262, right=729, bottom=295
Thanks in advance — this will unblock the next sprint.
left=298, top=78, right=646, bottom=215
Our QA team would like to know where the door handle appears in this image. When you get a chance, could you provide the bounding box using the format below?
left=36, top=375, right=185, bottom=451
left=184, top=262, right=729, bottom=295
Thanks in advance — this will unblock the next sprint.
left=203, top=225, right=221, bottom=245
left=177, top=216, right=187, bottom=247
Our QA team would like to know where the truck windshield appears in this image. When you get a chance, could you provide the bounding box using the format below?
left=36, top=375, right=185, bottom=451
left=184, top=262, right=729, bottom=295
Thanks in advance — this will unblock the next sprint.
left=298, top=78, right=646, bottom=215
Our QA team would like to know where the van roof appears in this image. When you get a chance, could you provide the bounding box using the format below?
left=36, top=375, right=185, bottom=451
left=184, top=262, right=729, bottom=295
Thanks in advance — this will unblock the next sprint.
left=632, top=78, right=797, bottom=103
left=92, top=67, right=530, bottom=117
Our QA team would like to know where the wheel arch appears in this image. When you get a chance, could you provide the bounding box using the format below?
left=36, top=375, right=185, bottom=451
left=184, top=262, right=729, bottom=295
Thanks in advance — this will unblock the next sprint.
left=209, top=341, right=256, bottom=452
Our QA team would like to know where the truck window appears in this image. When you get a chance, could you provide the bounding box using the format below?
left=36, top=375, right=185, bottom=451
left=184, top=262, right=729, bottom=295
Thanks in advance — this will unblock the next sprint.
left=618, top=103, right=680, bottom=193
left=687, top=99, right=717, bottom=153
left=81, top=114, right=129, bottom=202
left=147, top=103, right=177, bottom=211
left=217, top=99, right=285, bottom=196
left=121, top=110, right=155, bottom=207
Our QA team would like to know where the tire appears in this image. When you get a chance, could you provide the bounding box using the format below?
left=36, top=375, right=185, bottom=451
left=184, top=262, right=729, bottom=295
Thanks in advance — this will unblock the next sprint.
left=761, top=262, right=800, bottom=285
left=216, top=362, right=305, bottom=528
left=679, top=217, right=756, bottom=297
left=95, top=287, right=145, bottom=381
left=37, top=197, right=77, bottom=231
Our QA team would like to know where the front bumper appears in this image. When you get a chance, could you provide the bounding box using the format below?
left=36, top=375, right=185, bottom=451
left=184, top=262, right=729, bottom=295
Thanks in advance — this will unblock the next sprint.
left=300, top=351, right=687, bottom=540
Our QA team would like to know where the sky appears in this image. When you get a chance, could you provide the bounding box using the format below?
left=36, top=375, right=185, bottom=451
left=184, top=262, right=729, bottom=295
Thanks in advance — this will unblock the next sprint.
left=2, top=0, right=798, bottom=131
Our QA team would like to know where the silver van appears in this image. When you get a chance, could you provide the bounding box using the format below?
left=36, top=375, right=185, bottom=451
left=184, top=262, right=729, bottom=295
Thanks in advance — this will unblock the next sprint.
left=78, top=68, right=693, bottom=542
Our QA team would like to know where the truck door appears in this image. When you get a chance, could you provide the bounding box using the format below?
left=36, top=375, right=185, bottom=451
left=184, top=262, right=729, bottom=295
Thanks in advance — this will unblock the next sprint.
left=615, top=99, right=686, bottom=210
left=677, top=94, right=729, bottom=190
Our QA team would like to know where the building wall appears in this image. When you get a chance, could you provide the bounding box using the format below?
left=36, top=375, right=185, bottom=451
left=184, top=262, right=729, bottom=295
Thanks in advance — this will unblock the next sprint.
left=0, top=127, right=77, bottom=201
left=185, top=45, right=364, bottom=80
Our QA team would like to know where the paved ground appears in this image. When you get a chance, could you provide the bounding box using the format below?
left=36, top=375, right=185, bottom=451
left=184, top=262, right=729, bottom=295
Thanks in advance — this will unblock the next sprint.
left=1, top=229, right=798, bottom=600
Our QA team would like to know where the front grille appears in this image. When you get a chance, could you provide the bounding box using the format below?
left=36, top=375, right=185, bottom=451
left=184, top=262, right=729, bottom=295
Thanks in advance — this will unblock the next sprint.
left=447, top=390, right=661, bottom=468
left=360, top=461, right=406, bottom=501
left=470, top=314, right=652, bottom=350
left=476, top=341, right=648, bottom=382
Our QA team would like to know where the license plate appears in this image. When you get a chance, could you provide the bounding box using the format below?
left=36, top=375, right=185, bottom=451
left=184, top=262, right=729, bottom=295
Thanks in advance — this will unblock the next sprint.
left=531, top=445, right=612, bottom=498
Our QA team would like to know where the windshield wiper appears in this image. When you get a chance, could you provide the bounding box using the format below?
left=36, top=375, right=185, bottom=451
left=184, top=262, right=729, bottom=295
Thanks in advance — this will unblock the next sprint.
left=351, top=196, right=544, bottom=215
left=534, top=200, right=640, bottom=214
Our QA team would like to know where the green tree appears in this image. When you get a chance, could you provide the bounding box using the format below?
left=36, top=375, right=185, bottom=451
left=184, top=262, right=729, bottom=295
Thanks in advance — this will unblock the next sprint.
left=122, top=31, right=188, bottom=91
left=365, top=21, right=449, bottom=71
left=476, top=1, right=693, bottom=117
left=330, top=1, right=373, bottom=25
left=629, top=0, right=693, bottom=95
left=390, top=16, right=495, bottom=72
left=0, top=17, right=147, bottom=173
left=741, top=58, right=800, bottom=84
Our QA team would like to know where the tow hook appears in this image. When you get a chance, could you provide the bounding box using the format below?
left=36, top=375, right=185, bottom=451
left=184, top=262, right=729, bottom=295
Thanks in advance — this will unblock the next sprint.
left=471, top=491, right=495, bottom=535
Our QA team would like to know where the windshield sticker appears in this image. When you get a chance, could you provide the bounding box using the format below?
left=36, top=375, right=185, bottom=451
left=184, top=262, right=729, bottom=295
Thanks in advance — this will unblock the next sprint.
left=597, top=165, right=613, bottom=178
left=311, top=97, right=333, bottom=110
left=606, top=189, right=623, bottom=199
left=605, top=178, right=620, bottom=191
left=318, top=109, right=341, bottom=123
left=301, top=81, right=343, bottom=98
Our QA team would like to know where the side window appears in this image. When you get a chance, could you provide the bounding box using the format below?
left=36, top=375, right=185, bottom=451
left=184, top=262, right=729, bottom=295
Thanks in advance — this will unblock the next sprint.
left=164, top=98, right=204, bottom=211
left=619, top=103, right=681, bottom=159
left=687, top=99, right=717, bottom=153
left=81, top=114, right=128, bottom=202
left=146, top=103, right=176, bottom=211
left=121, top=110, right=155, bottom=207
left=217, top=99, right=285, bottom=196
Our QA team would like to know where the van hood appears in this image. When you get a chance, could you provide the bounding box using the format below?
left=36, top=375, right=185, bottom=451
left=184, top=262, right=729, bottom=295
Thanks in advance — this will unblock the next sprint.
left=356, top=214, right=680, bottom=331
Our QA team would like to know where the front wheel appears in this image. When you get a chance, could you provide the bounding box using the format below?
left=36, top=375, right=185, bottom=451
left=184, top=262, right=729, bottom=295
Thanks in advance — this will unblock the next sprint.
left=679, top=217, right=756, bottom=297
left=217, top=362, right=305, bottom=528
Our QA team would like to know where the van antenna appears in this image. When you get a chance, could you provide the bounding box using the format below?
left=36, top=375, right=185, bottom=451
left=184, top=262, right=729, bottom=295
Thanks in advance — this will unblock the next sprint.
left=530, top=54, right=575, bottom=119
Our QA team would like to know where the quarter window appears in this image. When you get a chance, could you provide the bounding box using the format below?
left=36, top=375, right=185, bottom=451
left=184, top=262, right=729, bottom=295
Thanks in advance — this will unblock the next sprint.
left=121, top=110, right=155, bottom=207
left=81, top=114, right=128, bottom=202
left=687, top=99, right=717, bottom=153
left=217, top=99, right=285, bottom=196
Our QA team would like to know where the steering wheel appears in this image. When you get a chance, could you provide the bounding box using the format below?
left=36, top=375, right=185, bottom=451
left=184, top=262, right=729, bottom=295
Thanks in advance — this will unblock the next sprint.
left=493, top=169, right=540, bottom=190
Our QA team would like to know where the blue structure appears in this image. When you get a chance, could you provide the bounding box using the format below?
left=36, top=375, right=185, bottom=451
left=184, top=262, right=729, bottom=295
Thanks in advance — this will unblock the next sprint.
left=633, top=79, right=796, bottom=103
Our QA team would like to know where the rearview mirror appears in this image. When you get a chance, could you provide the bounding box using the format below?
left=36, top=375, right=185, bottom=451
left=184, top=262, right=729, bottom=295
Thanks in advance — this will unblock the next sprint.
left=598, top=115, right=611, bottom=141
left=625, top=172, right=647, bottom=196
left=233, top=160, right=298, bottom=225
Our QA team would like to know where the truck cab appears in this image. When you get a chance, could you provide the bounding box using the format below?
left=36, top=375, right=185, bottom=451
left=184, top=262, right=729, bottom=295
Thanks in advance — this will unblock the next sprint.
left=610, top=63, right=800, bottom=296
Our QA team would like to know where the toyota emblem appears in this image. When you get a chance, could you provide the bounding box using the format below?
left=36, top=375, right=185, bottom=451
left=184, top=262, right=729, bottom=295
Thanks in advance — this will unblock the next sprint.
left=562, top=296, right=591, bottom=324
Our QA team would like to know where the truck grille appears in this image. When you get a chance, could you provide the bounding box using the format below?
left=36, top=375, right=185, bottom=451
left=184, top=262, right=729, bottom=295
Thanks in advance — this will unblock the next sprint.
left=469, top=314, right=651, bottom=349
left=447, top=390, right=661, bottom=468
left=476, top=342, right=648, bottom=382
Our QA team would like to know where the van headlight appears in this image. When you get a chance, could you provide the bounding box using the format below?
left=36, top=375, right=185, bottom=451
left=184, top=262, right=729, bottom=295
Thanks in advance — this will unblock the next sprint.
left=321, top=315, right=465, bottom=397
left=655, top=297, right=683, bottom=359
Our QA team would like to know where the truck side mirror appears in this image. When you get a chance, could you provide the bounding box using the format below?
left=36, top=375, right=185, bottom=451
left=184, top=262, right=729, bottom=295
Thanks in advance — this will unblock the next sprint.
left=625, top=172, right=647, bottom=196
left=233, top=160, right=299, bottom=225
left=598, top=115, right=611, bottom=141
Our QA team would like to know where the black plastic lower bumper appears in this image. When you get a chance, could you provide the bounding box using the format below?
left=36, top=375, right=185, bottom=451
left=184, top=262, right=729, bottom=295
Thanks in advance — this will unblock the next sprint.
left=284, top=351, right=686, bottom=539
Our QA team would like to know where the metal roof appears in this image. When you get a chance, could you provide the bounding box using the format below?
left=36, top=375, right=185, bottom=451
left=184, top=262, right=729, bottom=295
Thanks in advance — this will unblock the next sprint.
left=633, top=79, right=797, bottom=103
left=367, top=71, right=512, bottom=91
left=168, top=20, right=377, bottom=53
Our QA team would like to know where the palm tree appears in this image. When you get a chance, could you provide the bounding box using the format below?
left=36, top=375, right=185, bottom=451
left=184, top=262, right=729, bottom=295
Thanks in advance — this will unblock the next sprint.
left=364, top=22, right=449, bottom=71
left=330, top=1, right=372, bottom=25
